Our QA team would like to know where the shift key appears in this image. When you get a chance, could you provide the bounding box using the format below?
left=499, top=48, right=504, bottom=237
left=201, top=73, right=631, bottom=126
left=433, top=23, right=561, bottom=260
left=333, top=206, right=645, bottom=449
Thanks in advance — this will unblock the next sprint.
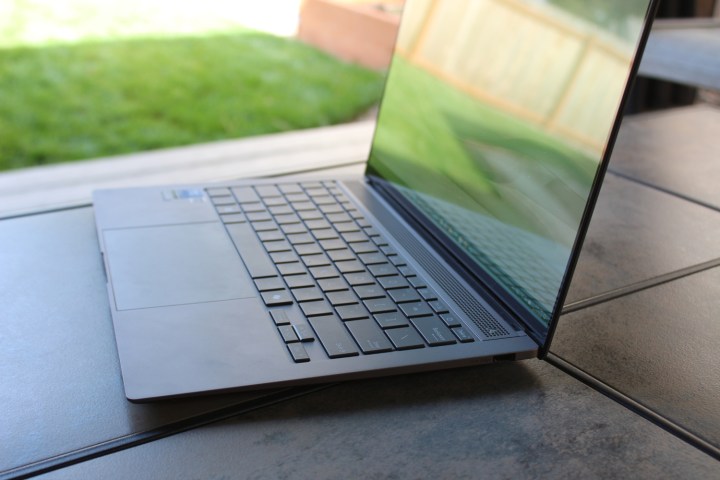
left=308, top=315, right=359, bottom=358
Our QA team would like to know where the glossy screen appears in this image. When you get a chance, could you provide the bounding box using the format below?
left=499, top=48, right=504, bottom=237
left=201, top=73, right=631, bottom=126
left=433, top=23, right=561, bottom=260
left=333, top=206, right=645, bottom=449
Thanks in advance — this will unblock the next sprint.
left=367, top=0, right=652, bottom=326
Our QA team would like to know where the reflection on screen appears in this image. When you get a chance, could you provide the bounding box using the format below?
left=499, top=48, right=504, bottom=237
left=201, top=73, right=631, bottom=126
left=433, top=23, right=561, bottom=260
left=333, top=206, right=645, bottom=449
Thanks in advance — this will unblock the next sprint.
left=367, top=0, right=651, bottom=325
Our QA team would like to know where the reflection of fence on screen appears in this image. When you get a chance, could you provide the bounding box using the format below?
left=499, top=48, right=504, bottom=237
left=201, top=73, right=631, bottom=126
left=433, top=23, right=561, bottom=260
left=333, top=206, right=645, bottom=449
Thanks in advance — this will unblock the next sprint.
left=395, top=0, right=638, bottom=155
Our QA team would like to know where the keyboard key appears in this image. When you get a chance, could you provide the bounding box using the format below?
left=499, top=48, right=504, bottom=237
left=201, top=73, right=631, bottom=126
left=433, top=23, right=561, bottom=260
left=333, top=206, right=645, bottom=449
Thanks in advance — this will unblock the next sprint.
left=220, top=213, right=246, bottom=224
left=336, top=304, right=370, bottom=321
left=312, top=195, right=336, bottom=205
left=293, top=324, right=315, bottom=342
left=429, top=300, right=450, bottom=314
left=305, top=219, right=331, bottom=230
left=342, top=231, right=368, bottom=243
left=377, top=275, right=409, bottom=290
left=325, top=212, right=351, bottom=223
left=452, top=327, right=475, bottom=343
left=270, top=251, right=298, bottom=264
left=440, top=314, right=461, bottom=328
left=319, top=204, right=344, bottom=214
left=261, top=290, right=293, bottom=307
left=211, top=195, right=235, bottom=206
left=270, top=309, right=299, bottom=326
left=232, top=187, right=260, bottom=203
left=246, top=211, right=271, bottom=222
left=226, top=223, right=278, bottom=279
left=335, top=260, right=365, bottom=274
left=254, top=277, right=285, bottom=292
left=409, top=276, right=427, bottom=288
left=281, top=224, right=307, bottom=235
left=264, top=240, right=292, bottom=253
left=410, top=316, right=457, bottom=346
left=399, top=301, right=433, bottom=318
left=258, top=230, right=284, bottom=242
left=363, top=297, right=396, bottom=314
left=216, top=204, right=242, bottom=215
left=285, top=274, right=315, bottom=289
left=309, top=265, right=339, bottom=279
left=334, top=222, right=360, bottom=233
left=275, top=213, right=301, bottom=225
left=278, top=325, right=299, bottom=343
left=240, top=202, right=266, bottom=213
left=388, top=255, right=406, bottom=267
left=295, top=243, right=323, bottom=256
left=312, top=229, right=339, bottom=240
left=286, top=193, right=310, bottom=202
left=298, top=209, right=323, bottom=220
left=291, top=287, right=324, bottom=303
left=269, top=205, right=293, bottom=215
left=363, top=227, right=381, bottom=237
left=367, top=264, right=398, bottom=277
left=287, top=233, right=315, bottom=245
left=277, top=262, right=306, bottom=276
left=256, top=185, right=281, bottom=197
left=417, top=287, right=438, bottom=300
left=328, top=249, right=354, bottom=262
left=292, top=201, right=316, bottom=211
left=252, top=221, right=278, bottom=232
left=356, top=217, right=372, bottom=228
left=326, top=290, right=358, bottom=306
left=358, top=252, right=386, bottom=265
left=287, top=342, right=310, bottom=363
left=387, top=288, right=422, bottom=303
left=305, top=187, right=326, bottom=196
left=308, top=315, right=359, bottom=358
left=386, top=327, right=425, bottom=350
left=317, top=277, right=349, bottom=292
left=374, top=311, right=409, bottom=329
left=398, top=266, right=417, bottom=277
left=344, top=272, right=375, bottom=286
left=301, top=254, right=331, bottom=268
left=279, top=183, right=303, bottom=194
left=300, top=300, right=333, bottom=317
left=353, top=284, right=385, bottom=299
left=263, top=197, right=287, bottom=207
left=349, top=242, right=378, bottom=254
left=346, top=320, right=393, bottom=354
left=319, top=239, right=345, bottom=250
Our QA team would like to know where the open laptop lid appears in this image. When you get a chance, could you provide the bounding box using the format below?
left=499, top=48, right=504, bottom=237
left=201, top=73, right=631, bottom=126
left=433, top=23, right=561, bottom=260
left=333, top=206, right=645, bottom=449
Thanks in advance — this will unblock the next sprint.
left=365, top=0, right=659, bottom=354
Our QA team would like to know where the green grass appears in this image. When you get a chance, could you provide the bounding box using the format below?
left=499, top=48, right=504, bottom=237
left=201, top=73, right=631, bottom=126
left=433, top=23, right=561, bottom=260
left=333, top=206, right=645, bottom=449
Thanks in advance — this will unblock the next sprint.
left=0, top=1, right=385, bottom=171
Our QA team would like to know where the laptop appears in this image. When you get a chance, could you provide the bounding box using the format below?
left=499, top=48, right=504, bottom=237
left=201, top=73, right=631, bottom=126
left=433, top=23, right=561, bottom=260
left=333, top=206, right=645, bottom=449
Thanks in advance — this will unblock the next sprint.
left=93, top=0, right=659, bottom=401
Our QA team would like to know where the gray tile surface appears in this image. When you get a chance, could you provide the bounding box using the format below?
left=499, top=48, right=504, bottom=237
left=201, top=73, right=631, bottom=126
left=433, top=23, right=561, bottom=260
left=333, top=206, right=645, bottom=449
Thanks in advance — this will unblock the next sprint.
left=608, top=105, right=720, bottom=211
left=38, top=361, right=718, bottom=480
left=565, top=172, right=720, bottom=304
left=553, top=267, right=720, bottom=448
left=0, top=208, right=279, bottom=475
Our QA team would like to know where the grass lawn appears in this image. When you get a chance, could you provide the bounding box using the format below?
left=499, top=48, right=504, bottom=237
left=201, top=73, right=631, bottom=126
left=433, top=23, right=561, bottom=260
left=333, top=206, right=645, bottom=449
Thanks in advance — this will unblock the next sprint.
left=0, top=1, right=384, bottom=171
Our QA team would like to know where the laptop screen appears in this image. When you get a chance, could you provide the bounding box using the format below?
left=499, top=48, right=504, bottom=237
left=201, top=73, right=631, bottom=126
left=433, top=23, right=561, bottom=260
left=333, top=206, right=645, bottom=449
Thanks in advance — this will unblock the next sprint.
left=367, top=0, right=654, bottom=329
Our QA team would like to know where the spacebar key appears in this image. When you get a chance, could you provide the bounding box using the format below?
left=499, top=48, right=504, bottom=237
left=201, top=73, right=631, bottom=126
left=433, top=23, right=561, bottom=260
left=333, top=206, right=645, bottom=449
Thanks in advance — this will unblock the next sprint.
left=308, top=315, right=359, bottom=358
left=226, top=223, right=278, bottom=278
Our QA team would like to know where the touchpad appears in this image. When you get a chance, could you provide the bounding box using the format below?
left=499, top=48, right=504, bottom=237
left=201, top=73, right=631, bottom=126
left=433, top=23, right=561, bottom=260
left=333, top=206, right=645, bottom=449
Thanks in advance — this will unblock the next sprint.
left=103, top=222, right=256, bottom=310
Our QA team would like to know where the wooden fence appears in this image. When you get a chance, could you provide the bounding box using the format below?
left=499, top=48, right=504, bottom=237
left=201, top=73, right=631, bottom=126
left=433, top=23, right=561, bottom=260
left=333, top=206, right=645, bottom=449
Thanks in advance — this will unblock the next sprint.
left=396, top=0, right=641, bottom=153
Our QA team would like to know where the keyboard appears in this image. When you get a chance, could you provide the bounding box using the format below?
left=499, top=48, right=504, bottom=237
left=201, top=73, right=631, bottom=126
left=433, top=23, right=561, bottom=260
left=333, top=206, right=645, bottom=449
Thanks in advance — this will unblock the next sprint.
left=206, top=181, right=475, bottom=363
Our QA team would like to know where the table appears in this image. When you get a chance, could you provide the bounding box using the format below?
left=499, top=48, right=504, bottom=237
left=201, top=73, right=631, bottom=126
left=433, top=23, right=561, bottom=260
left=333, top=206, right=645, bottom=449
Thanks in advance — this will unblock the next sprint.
left=2, top=106, right=718, bottom=479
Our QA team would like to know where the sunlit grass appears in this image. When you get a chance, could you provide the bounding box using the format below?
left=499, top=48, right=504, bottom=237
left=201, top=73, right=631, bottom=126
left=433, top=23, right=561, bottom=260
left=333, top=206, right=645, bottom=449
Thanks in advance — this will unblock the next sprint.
left=0, top=1, right=384, bottom=170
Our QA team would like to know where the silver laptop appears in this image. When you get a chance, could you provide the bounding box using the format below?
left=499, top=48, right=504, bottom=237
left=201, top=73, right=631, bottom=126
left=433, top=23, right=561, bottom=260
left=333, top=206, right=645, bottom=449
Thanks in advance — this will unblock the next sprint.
left=93, top=0, right=659, bottom=401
